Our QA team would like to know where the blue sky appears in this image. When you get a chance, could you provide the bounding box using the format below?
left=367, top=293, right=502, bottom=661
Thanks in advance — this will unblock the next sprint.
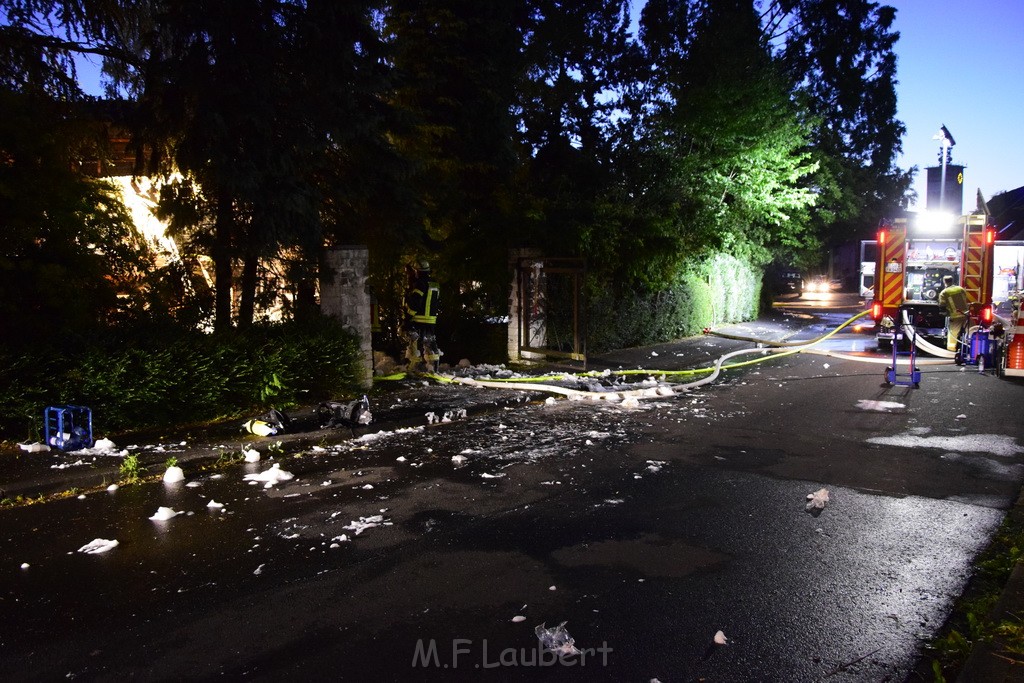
left=891, top=0, right=1024, bottom=209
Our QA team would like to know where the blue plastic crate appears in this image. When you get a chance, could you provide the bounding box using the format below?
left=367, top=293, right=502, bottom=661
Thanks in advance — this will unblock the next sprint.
left=43, top=405, right=94, bottom=451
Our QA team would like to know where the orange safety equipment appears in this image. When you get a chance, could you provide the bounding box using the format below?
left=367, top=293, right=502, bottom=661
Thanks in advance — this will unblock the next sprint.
left=1006, top=301, right=1024, bottom=377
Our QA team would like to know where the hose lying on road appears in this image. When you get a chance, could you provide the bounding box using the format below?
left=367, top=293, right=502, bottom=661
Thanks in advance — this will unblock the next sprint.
left=702, top=310, right=869, bottom=347
left=900, top=309, right=955, bottom=359
left=421, top=308, right=952, bottom=403
left=444, top=345, right=793, bottom=401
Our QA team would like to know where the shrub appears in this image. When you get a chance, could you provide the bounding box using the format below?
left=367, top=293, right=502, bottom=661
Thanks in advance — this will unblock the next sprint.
left=585, top=251, right=759, bottom=353
left=0, top=315, right=362, bottom=440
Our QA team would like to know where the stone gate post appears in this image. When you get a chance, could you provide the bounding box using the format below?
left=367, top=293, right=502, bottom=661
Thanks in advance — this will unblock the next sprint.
left=321, top=246, right=372, bottom=388
left=508, top=248, right=546, bottom=363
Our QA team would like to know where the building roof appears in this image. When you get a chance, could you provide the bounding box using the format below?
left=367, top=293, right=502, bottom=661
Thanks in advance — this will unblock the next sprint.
left=987, top=186, right=1024, bottom=240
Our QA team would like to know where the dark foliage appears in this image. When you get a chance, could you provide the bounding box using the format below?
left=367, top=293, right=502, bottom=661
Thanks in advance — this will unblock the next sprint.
left=0, top=316, right=362, bottom=441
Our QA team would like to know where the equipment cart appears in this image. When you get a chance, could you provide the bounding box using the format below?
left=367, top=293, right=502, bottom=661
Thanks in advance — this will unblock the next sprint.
left=884, top=322, right=921, bottom=388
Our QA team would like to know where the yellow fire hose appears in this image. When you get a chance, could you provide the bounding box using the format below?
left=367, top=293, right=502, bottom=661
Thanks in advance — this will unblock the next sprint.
left=409, top=308, right=953, bottom=403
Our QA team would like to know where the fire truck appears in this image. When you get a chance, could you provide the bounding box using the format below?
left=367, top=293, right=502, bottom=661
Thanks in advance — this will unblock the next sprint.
left=870, top=212, right=995, bottom=351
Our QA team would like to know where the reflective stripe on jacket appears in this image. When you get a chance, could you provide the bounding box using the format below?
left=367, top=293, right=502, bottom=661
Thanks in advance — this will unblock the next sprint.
left=403, top=280, right=440, bottom=327
left=938, top=285, right=969, bottom=318
left=411, top=281, right=439, bottom=324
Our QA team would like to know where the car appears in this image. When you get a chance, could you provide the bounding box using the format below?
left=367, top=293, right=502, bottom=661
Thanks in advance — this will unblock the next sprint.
left=770, top=269, right=803, bottom=296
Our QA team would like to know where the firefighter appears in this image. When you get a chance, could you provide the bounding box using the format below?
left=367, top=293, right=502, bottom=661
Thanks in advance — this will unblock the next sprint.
left=403, top=259, right=441, bottom=372
left=938, top=274, right=969, bottom=352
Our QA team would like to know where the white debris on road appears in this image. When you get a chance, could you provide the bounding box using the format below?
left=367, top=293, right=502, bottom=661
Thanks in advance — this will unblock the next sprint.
left=342, top=514, right=391, bottom=535
left=535, top=621, right=580, bottom=656
left=149, top=507, right=183, bottom=521
left=68, top=438, right=126, bottom=457
left=50, top=459, right=85, bottom=470
left=163, top=465, right=185, bottom=483
left=243, top=447, right=261, bottom=463
left=354, top=426, right=424, bottom=445
left=78, top=538, right=118, bottom=554
left=805, top=488, right=829, bottom=511
left=867, top=432, right=1024, bottom=457
left=856, top=399, right=905, bottom=412
left=243, top=463, right=295, bottom=488
left=714, top=630, right=728, bottom=645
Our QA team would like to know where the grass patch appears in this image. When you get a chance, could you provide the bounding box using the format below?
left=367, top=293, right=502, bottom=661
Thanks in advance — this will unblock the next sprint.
left=204, top=450, right=246, bottom=471
left=922, top=508, right=1024, bottom=680
left=118, top=453, right=146, bottom=484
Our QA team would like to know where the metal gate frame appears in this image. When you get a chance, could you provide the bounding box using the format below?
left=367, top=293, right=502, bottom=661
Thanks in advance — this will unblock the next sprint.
left=517, top=257, right=586, bottom=364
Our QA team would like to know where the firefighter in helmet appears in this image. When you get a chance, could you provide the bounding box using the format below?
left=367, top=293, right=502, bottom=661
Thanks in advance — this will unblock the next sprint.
left=403, top=259, right=441, bottom=372
left=937, top=274, right=969, bottom=352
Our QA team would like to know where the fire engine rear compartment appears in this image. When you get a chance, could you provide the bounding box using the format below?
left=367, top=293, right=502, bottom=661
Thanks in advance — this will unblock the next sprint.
left=871, top=213, right=995, bottom=351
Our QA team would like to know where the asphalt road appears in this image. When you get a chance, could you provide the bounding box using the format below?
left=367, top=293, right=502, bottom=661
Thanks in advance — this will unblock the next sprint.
left=2, top=294, right=1023, bottom=681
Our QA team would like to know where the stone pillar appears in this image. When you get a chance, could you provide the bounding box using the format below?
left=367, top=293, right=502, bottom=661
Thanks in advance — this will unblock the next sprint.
left=321, top=246, right=372, bottom=388
left=508, top=248, right=546, bottom=363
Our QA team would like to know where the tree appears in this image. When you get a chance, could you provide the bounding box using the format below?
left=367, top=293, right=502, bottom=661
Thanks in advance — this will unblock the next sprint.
left=515, top=0, right=637, bottom=262
left=624, top=0, right=818, bottom=286
left=294, top=0, right=410, bottom=285
left=382, top=0, right=525, bottom=306
left=137, top=0, right=324, bottom=330
left=0, top=88, right=151, bottom=338
left=0, top=1, right=153, bottom=339
left=770, top=0, right=912, bottom=245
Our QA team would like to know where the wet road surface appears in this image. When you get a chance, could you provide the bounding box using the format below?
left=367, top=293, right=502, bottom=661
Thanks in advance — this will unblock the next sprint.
left=2, top=298, right=1023, bottom=681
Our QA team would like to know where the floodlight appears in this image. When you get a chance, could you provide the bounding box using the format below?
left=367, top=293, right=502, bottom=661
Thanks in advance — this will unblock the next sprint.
left=913, top=210, right=955, bottom=233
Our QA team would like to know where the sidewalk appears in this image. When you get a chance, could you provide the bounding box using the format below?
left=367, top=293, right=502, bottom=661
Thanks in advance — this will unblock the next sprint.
left=0, top=376, right=550, bottom=502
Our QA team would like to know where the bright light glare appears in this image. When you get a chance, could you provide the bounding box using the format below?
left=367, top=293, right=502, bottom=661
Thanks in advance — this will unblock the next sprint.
left=914, top=210, right=955, bottom=233
left=804, top=279, right=831, bottom=294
